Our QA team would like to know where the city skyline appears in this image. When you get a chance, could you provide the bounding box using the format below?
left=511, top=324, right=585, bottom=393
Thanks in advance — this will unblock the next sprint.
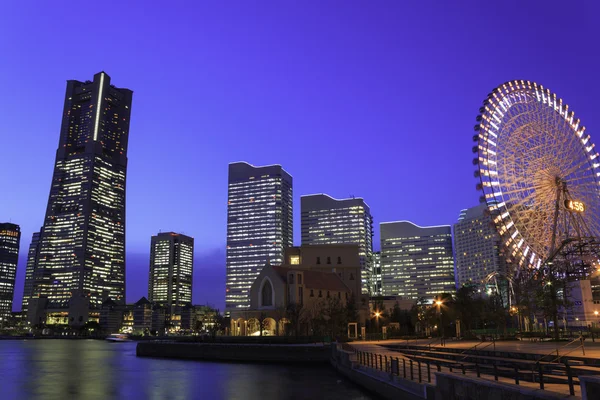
left=1, top=1, right=596, bottom=310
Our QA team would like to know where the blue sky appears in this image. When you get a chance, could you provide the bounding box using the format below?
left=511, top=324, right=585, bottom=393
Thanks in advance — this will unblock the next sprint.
left=0, top=0, right=596, bottom=310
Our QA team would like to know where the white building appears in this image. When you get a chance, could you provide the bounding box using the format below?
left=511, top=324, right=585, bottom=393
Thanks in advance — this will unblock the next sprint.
left=226, top=162, right=293, bottom=311
left=453, top=203, right=507, bottom=289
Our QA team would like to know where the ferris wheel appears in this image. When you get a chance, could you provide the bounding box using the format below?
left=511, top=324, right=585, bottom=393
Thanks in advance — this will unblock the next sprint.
left=474, top=80, right=600, bottom=273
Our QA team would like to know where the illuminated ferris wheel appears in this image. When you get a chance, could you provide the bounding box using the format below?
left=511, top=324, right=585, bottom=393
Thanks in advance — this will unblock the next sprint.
left=474, top=80, right=600, bottom=274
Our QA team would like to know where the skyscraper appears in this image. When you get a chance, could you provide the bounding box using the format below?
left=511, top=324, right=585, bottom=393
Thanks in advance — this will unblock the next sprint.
left=148, top=232, right=194, bottom=312
left=0, top=223, right=21, bottom=320
left=380, top=221, right=455, bottom=300
left=226, top=162, right=293, bottom=311
left=21, top=230, right=41, bottom=314
left=300, top=194, right=373, bottom=294
left=372, top=251, right=382, bottom=296
left=31, top=72, right=132, bottom=323
left=453, top=203, right=507, bottom=289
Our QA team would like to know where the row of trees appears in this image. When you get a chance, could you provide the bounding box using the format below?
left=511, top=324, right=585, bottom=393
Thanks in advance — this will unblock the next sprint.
left=369, top=287, right=515, bottom=339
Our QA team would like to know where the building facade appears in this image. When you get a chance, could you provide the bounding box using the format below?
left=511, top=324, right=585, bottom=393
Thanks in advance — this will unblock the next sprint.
left=231, top=263, right=352, bottom=336
left=148, top=232, right=194, bottom=313
left=225, top=162, right=293, bottom=312
left=371, top=251, right=382, bottom=296
left=30, top=72, right=133, bottom=325
left=300, top=194, right=373, bottom=294
left=380, top=221, right=455, bottom=300
left=0, top=223, right=21, bottom=320
left=21, top=230, right=41, bottom=314
left=230, top=244, right=369, bottom=336
left=453, top=203, right=507, bottom=289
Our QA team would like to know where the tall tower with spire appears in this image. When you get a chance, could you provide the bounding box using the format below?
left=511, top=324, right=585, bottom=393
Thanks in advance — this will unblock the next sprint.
left=29, top=72, right=133, bottom=325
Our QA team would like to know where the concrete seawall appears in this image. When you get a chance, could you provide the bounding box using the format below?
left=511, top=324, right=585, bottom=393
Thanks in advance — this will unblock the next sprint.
left=330, top=346, right=432, bottom=399
left=434, top=372, right=574, bottom=400
left=136, top=341, right=330, bottom=363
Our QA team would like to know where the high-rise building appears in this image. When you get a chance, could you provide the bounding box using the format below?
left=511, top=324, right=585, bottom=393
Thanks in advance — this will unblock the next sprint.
left=31, top=72, right=133, bottom=323
left=372, top=251, right=382, bottom=296
left=226, top=162, right=293, bottom=311
left=380, top=221, right=455, bottom=300
left=301, top=194, right=373, bottom=294
left=148, top=232, right=194, bottom=312
left=453, top=203, right=507, bottom=289
left=0, top=223, right=21, bottom=319
left=21, top=230, right=41, bottom=314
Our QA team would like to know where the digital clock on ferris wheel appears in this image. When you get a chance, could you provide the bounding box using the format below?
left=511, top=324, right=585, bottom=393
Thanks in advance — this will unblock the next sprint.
left=564, top=200, right=585, bottom=213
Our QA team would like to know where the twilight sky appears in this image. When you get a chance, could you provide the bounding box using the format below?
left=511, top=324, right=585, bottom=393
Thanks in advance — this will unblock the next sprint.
left=0, top=1, right=597, bottom=311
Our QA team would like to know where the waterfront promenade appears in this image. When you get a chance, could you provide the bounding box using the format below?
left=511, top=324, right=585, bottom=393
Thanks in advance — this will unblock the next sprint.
left=346, top=338, right=600, bottom=398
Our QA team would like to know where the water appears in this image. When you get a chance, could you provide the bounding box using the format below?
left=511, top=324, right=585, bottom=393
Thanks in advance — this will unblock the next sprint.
left=0, top=340, right=375, bottom=400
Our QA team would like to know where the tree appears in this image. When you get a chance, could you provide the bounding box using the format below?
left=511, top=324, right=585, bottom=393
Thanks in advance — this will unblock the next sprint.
left=411, top=297, right=433, bottom=336
left=390, top=302, right=403, bottom=323
left=322, top=296, right=347, bottom=339
left=535, top=275, right=565, bottom=341
left=345, top=294, right=359, bottom=323
left=193, top=319, right=203, bottom=334
left=485, top=292, right=509, bottom=336
left=286, top=302, right=306, bottom=338
left=209, top=311, right=225, bottom=338
left=454, top=285, right=480, bottom=334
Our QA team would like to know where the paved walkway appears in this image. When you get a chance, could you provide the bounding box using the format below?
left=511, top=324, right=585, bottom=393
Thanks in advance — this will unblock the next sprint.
left=347, top=340, right=585, bottom=398
left=365, top=338, right=597, bottom=358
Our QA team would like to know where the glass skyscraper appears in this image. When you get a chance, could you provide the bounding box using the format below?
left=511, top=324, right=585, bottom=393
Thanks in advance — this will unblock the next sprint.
left=380, top=221, right=455, bottom=300
left=300, top=194, right=373, bottom=294
left=148, top=232, right=194, bottom=312
left=0, top=223, right=21, bottom=320
left=31, top=72, right=133, bottom=318
left=21, top=230, right=41, bottom=314
left=226, top=162, right=293, bottom=311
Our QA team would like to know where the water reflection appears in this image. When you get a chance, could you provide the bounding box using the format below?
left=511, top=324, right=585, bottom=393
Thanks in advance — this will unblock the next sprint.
left=0, top=340, right=373, bottom=400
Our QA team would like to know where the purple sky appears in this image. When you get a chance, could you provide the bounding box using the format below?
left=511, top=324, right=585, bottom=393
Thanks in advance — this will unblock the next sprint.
left=1, top=1, right=597, bottom=311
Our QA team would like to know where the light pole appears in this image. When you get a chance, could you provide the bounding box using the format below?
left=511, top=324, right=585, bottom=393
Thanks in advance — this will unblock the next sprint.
left=435, top=300, right=443, bottom=341
left=374, top=311, right=381, bottom=339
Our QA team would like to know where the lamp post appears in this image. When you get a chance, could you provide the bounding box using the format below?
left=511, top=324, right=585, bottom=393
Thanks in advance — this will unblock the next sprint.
left=374, top=311, right=381, bottom=339
left=435, top=300, right=443, bottom=340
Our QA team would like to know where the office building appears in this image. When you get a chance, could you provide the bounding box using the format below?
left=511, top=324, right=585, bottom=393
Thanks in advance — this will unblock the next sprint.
left=372, top=251, right=382, bottom=296
left=226, top=162, right=293, bottom=311
left=380, top=221, right=455, bottom=300
left=453, top=203, right=507, bottom=289
left=21, top=230, right=41, bottom=314
left=0, top=223, right=21, bottom=320
left=301, top=194, right=373, bottom=294
left=30, top=72, right=133, bottom=325
left=148, top=232, right=194, bottom=312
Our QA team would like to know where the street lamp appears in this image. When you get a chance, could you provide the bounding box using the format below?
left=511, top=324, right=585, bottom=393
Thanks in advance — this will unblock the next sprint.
left=435, top=300, right=443, bottom=340
left=374, top=311, right=381, bottom=337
